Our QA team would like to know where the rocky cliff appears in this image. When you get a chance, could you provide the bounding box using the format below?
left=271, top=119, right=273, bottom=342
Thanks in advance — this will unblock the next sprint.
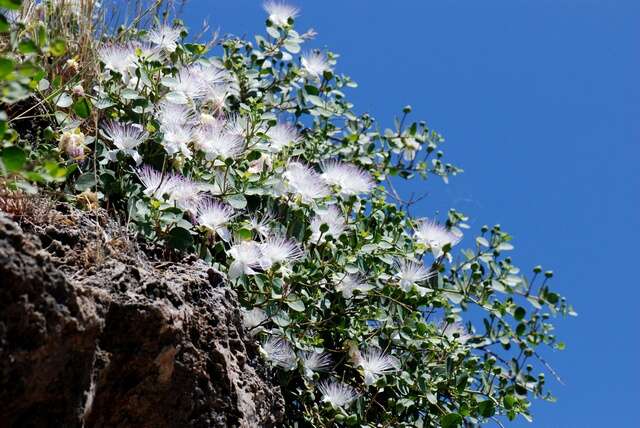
left=0, top=201, right=284, bottom=427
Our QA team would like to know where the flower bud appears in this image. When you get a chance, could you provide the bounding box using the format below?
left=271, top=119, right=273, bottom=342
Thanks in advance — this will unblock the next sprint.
left=72, top=84, right=85, bottom=97
left=66, top=58, right=79, bottom=72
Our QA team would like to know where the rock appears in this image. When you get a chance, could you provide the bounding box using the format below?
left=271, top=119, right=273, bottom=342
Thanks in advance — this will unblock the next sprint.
left=0, top=205, right=284, bottom=428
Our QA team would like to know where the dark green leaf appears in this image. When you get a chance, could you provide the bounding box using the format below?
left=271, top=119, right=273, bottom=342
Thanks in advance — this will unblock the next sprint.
left=168, top=227, right=193, bottom=251
left=503, top=394, right=517, bottom=410
left=1, top=146, right=26, bottom=172
left=478, top=400, right=495, bottom=418
left=75, top=172, right=96, bottom=191
left=514, top=306, right=526, bottom=321
left=440, top=413, right=462, bottom=428
left=0, top=14, right=9, bottom=33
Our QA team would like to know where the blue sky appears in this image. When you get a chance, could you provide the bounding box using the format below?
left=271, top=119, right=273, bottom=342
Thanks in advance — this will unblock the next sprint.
left=183, top=1, right=639, bottom=426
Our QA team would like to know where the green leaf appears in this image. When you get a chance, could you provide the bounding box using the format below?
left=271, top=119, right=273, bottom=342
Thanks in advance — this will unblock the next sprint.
left=167, top=226, right=194, bottom=251
left=226, top=193, right=247, bottom=209
left=75, top=172, right=96, bottom=191
left=283, top=39, right=300, bottom=53
left=306, top=94, right=325, bottom=107
left=476, top=236, right=490, bottom=247
left=185, top=43, right=207, bottom=55
left=55, top=92, right=73, bottom=108
left=49, top=39, right=66, bottom=57
left=0, top=57, right=14, bottom=78
left=1, top=146, right=26, bottom=173
left=286, top=296, right=305, bottom=312
left=236, top=228, right=253, bottom=240
left=514, top=306, right=526, bottom=321
left=478, top=400, right=495, bottom=417
left=18, top=39, right=38, bottom=54
left=266, top=25, right=280, bottom=38
left=0, top=0, right=22, bottom=11
left=73, top=97, right=91, bottom=119
left=545, top=291, right=559, bottom=304
left=503, top=394, right=517, bottom=410
left=440, top=413, right=462, bottom=428
left=165, top=91, right=187, bottom=104
left=0, top=14, right=9, bottom=33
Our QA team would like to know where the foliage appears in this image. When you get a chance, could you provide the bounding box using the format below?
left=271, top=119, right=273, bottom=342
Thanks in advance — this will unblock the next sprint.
left=0, top=1, right=576, bottom=427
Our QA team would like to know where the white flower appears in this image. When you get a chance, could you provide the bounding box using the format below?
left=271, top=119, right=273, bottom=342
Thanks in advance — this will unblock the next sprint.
left=248, top=152, right=273, bottom=174
left=195, top=124, right=244, bottom=160
left=258, top=234, right=303, bottom=270
left=260, top=336, right=297, bottom=370
left=300, top=351, right=332, bottom=378
left=205, top=84, right=232, bottom=112
left=130, top=41, right=163, bottom=64
left=227, top=240, right=262, bottom=279
left=161, top=122, right=194, bottom=158
left=265, top=122, right=300, bottom=152
left=301, top=51, right=331, bottom=78
left=414, top=219, right=462, bottom=259
left=357, top=348, right=399, bottom=386
left=196, top=199, right=234, bottom=241
left=263, top=0, right=299, bottom=26
left=135, top=165, right=179, bottom=200
left=170, top=66, right=208, bottom=100
left=169, top=177, right=203, bottom=212
left=394, top=258, right=436, bottom=295
left=102, top=121, right=148, bottom=165
left=441, top=321, right=471, bottom=344
left=98, top=44, right=136, bottom=75
left=241, top=307, right=268, bottom=334
left=225, top=114, right=252, bottom=138
left=249, top=213, right=273, bottom=238
left=335, top=274, right=373, bottom=299
left=156, top=101, right=196, bottom=130
left=320, top=160, right=374, bottom=196
left=317, top=380, right=358, bottom=408
left=283, top=162, right=329, bottom=202
left=147, top=25, right=181, bottom=52
left=310, top=205, right=346, bottom=242
left=199, top=113, right=219, bottom=126
left=402, top=138, right=421, bottom=161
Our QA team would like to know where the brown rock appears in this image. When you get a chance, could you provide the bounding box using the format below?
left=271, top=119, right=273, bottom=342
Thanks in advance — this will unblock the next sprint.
left=0, top=205, right=284, bottom=428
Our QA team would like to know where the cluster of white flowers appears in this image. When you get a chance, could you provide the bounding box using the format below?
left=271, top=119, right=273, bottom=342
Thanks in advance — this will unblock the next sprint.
left=96, top=3, right=471, bottom=413
left=227, top=233, right=304, bottom=280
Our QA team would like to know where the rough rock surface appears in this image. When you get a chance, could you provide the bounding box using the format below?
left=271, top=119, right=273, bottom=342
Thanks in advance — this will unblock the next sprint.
left=0, top=203, right=284, bottom=428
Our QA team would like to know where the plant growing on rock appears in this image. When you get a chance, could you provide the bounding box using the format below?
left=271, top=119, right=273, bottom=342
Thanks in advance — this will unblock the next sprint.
left=0, top=1, right=575, bottom=426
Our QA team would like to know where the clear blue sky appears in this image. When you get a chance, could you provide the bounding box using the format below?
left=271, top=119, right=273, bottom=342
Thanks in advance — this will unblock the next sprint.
left=183, top=1, right=639, bottom=426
